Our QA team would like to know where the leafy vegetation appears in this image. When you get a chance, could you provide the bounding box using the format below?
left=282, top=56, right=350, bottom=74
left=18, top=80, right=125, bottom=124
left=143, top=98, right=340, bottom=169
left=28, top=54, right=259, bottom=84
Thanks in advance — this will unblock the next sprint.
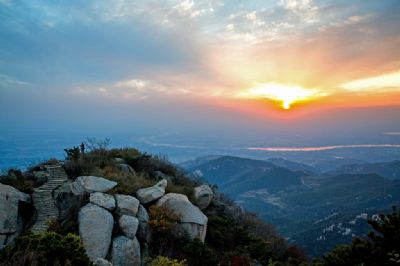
left=312, top=206, right=400, bottom=266
left=148, top=256, right=187, bottom=266
left=0, top=232, right=91, bottom=266
left=149, top=205, right=181, bottom=234
left=0, top=169, right=34, bottom=193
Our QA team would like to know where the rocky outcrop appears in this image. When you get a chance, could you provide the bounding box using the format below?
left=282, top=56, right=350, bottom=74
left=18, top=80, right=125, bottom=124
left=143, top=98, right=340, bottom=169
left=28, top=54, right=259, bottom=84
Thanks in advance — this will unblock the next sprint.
left=136, top=179, right=167, bottom=204
left=118, top=215, right=139, bottom=239
left=31, top=165, right=68, bottom=232
left=194, top=185, right=213, bottom=210
left=111, top=236, right=141, bottom=266
left=70, top=176, right=117, bottom=195
left=115, top=195, right=139, bottom=216
left=90, top=192, right=116, bottom=211
left=156, top=193, right=208, bottom=241
left=79, top=203, right=114, bottom=261
left=0, top=184, right=31, bottom=249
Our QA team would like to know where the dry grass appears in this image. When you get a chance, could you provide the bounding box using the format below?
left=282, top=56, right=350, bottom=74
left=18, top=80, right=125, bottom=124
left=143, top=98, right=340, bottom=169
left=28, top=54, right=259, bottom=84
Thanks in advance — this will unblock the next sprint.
left=93, top=166, right=155, bottom=195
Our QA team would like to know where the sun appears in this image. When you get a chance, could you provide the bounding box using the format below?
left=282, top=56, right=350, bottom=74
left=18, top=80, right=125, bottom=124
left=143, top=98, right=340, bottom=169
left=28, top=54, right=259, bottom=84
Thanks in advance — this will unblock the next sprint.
left=236, top=83, right=322, bottom=110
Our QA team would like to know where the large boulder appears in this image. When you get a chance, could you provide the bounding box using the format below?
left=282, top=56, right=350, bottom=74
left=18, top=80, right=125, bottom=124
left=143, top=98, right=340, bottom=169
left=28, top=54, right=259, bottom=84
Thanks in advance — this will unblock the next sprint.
left=0, top=184, right=31, bottom=234
left=119, top=215, right=139, bottom=239
left=54, top=181, right=86, bottom=220
left=71, top=176, right=117, bottom=195
left=136, top=205, right=150, bottom=243
left=115, top=195, right=139, bottom=216
left=194, top=185, right=213, bottom=210
left=79, top=203, right=114, bottom=261
left=90, top=192, right=116, bottom=211
left=136, top=179, right=167, bottom=204
left=0, top=183, right=31, bottom=249
left=111, top=236, right=141, bottom=266
left=156, top=193, right=208, bottom=241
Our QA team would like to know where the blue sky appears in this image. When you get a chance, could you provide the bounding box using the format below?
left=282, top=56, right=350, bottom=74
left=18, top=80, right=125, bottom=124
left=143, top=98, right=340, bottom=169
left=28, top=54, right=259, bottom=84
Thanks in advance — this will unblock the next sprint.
left=1, top=0, right=400, bottom=147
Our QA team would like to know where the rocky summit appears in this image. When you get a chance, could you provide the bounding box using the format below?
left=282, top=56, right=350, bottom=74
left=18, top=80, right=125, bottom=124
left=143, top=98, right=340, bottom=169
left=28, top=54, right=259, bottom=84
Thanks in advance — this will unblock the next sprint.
left=0, top=147, right=310, bottom=266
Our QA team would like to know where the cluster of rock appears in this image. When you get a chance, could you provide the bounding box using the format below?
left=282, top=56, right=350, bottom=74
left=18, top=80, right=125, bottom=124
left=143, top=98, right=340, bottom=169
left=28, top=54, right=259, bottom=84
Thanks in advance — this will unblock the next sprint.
left=0, top=163, right=214, bottom=266
left=73, top=176, right=212, bottom=266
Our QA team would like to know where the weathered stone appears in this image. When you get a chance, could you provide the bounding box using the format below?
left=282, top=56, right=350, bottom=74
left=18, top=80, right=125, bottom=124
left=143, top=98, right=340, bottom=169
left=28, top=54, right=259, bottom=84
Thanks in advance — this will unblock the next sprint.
left=156, top=193, right=208, bottom=241
left=0, top=184, right=30, bottom=234
left=94, top=258, right=113, bottom=266
left=136, top=205, right=151, bottom=243
left=114, top=157, right=125, bottom=163
left=194, top=185, right=213, bottom=210
left=90, top=192, right=116, bottom=211
left=111, top=236, right=141, bottom=266
left=79, top=203, right=114, bottom=261
left=136, top=179, right=167, bottom=204
left=55, top=181, right=86, bottom=221
left=153, top=171, right=173, bottom=183
left=71, top=176, right=117, bottom=195
left=115, top=195, right=139, bottom=216
left=116, top=164, right=136, bottom=175
left=119, top=215, right=139, bottom=239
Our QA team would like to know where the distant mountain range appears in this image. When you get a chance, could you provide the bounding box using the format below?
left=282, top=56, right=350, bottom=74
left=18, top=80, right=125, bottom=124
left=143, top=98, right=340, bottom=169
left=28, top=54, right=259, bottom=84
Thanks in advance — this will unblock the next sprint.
left=181, top=156, right=400, bottom=257
left=326, top=160, right=400, bottom=180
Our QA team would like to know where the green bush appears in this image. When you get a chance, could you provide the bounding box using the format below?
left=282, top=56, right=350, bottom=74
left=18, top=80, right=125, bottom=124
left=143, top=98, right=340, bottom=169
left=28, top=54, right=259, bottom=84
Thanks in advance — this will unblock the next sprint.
left=0, top=231, right=92, bottom=266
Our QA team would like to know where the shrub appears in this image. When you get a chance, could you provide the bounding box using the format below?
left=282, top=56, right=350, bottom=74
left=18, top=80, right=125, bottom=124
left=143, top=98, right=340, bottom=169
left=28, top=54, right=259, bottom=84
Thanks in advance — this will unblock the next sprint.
left=148, top=256, right=187, bottom=266
left=47, top=219, right=79, bottom=236
left=148, top=205, right=183, bottom=256
left=0, top=231, right=91, bottom=266
left=0, top=169, right=34, bottom=194
left=63, top=157, right=95, bottom=180
left=95, top=166, right=154, bottom=195
left=108, top=147, right=141, bottom=161
left=64, top=146, right=81, bottom=161
left=182, top=239, right=219, bottom=266
left=148, top=205, right=181, bottom=234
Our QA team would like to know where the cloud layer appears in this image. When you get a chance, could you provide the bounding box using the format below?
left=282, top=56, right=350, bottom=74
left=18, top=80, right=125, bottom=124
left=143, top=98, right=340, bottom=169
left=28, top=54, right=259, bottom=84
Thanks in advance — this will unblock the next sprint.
left=1, top=0, right=399, bottom=113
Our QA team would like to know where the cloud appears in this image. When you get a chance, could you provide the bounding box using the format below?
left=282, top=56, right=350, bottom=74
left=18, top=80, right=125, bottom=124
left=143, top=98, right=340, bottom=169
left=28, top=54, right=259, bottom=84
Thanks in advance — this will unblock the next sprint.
left=384, top=132, right=400, bottom=136
left=279, top=0, right=318, bottom=22
left=339, top=71, right=400, bottom=92
left=0, top=74, right=29, bottom=87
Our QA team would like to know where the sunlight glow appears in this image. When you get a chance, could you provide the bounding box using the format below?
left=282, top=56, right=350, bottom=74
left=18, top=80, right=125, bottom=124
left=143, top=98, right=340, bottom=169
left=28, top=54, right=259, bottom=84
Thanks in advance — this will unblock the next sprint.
left=340, top=71, right=400, bottom=91
left=236, top=83, right=322, bottom=109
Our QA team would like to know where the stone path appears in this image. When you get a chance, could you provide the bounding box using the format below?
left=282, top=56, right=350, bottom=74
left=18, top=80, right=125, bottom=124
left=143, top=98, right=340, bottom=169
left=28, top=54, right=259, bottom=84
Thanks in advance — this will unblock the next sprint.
left=31, top=165, right=68, bottom=232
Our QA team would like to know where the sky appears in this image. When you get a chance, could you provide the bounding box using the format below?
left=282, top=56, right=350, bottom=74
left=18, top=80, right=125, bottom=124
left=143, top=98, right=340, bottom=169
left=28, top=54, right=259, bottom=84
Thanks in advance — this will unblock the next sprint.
left=1, top=0, right=400, bottom=148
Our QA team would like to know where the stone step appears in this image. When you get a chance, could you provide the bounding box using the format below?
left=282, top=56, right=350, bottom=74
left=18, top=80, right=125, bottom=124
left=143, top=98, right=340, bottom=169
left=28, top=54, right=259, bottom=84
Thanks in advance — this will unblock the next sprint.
left=31, top=165, right=68, bottom=233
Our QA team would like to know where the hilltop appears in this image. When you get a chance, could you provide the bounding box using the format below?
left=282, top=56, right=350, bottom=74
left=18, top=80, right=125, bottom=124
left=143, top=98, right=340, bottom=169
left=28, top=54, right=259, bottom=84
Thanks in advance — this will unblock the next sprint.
left=0, top=142, right=399, bottom=266
left=0, top=142, right=305, bottom=266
